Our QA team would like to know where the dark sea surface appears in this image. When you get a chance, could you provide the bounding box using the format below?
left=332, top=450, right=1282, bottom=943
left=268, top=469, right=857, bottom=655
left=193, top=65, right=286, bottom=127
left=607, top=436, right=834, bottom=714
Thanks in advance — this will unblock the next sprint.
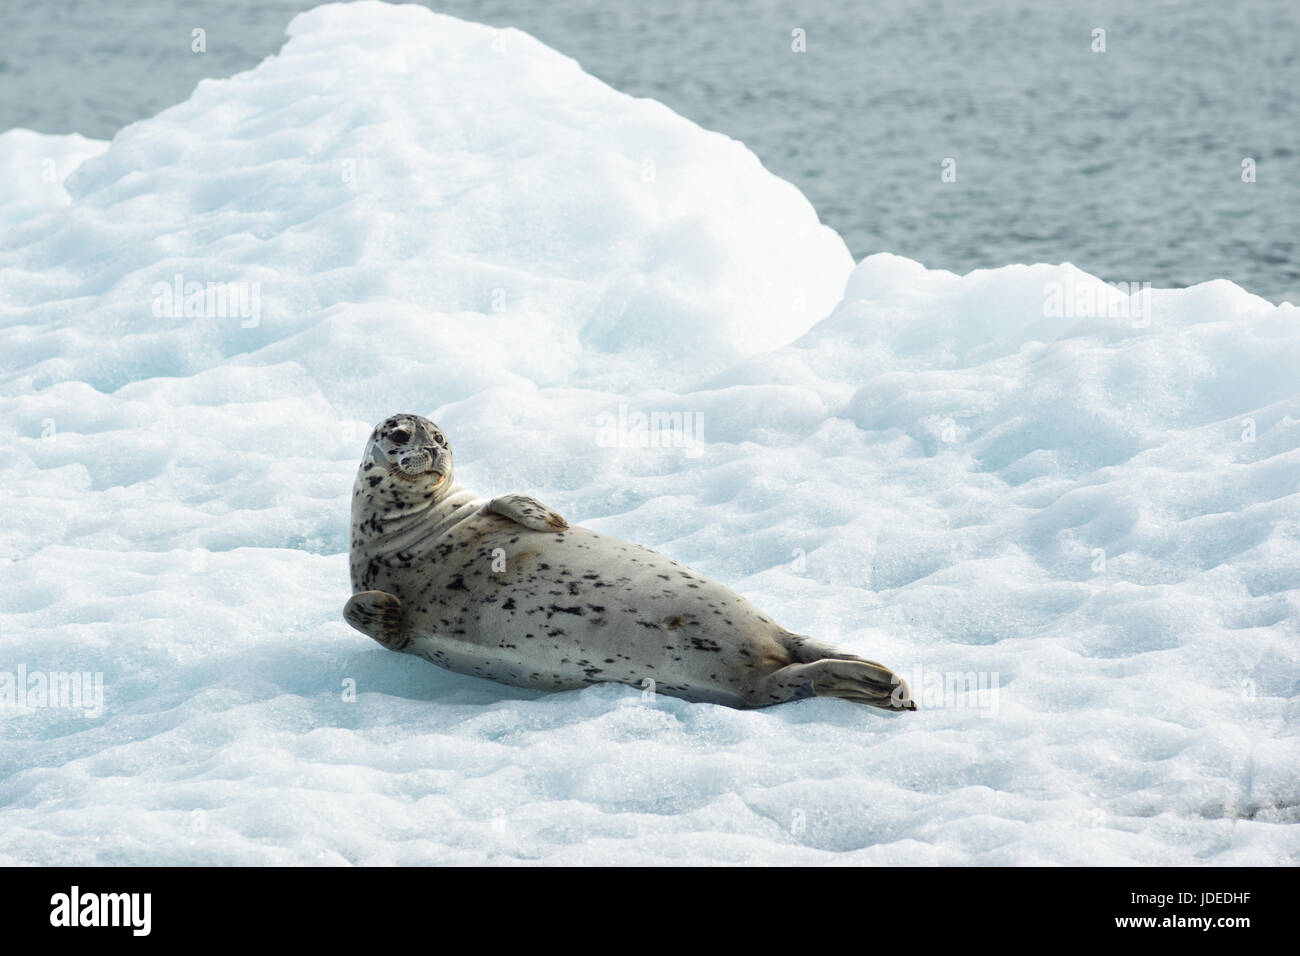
left=3, top=0, right=1297, bottom=302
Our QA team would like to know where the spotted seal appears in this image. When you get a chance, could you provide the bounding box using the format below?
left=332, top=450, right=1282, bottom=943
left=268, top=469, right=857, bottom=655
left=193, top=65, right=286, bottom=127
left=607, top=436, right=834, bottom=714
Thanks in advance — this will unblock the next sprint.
left=345, top=413, right=915, bottom=711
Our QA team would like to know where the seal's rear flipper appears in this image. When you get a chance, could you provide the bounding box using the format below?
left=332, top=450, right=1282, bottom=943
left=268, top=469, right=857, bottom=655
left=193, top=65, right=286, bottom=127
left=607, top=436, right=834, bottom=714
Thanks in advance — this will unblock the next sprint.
left=812, top=659, right=916, bottom=710
left=344, top=590, right=408, bottom=650
left=754, top=659, right=915, bottom=711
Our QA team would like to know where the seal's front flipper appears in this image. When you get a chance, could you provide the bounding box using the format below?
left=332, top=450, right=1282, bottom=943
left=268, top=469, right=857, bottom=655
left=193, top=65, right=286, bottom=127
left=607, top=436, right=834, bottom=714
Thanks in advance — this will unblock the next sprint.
left=486, top=494, right=568, bottom=532
left=344, top=590, right=408, bottom=650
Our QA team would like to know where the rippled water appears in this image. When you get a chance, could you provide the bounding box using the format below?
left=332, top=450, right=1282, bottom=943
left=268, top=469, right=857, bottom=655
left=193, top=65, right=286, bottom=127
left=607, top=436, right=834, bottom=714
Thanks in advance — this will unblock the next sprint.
left=2, top=0, right=1297, bottom=302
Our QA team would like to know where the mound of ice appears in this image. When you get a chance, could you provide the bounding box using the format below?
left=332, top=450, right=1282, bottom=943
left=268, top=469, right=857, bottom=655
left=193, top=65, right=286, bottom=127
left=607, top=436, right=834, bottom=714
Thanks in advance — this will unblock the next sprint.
left=2, top=1, right=849, bottom=402
left=0, top=130, right=108, bottom=229
left=1, top=2, right=1296, bottom=866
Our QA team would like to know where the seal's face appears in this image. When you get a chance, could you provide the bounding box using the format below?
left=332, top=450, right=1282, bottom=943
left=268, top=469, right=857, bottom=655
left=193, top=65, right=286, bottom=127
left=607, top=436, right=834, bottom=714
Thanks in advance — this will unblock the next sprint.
left=365, top=413, right=454, bottom=495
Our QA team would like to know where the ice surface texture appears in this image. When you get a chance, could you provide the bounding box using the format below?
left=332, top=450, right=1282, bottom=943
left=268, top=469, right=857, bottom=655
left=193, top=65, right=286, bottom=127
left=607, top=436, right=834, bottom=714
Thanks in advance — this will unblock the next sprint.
left=0, top=2, right=1296, bottom=865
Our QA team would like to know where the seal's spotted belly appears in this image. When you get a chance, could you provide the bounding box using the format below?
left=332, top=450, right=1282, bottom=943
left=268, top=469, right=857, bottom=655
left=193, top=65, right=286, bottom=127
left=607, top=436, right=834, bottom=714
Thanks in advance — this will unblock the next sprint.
left=378, top=520, right=788, bottom=705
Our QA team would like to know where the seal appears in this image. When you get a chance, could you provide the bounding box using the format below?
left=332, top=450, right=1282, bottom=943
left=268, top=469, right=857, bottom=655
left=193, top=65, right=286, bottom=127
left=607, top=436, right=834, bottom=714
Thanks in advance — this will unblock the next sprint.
left=346, top=413, right=915, bottom=711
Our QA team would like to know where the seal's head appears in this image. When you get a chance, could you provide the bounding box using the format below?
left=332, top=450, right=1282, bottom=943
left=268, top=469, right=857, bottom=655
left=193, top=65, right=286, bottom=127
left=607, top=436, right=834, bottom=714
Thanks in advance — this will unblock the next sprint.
left=361, top=413, right=454, bottom=499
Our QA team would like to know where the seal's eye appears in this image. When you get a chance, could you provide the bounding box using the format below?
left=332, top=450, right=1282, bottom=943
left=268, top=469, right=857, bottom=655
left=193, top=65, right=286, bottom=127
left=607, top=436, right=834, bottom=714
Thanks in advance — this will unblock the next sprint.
left=390, top=428, right=412, bottom=444
left=432, top=432, right=445, bottom=446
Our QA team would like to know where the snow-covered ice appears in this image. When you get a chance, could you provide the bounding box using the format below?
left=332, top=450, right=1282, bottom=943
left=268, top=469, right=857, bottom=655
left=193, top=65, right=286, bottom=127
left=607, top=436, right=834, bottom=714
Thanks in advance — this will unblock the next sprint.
left=0, top=130, right=108, bottom=230
left=1, top=2, right=1297, bottom=865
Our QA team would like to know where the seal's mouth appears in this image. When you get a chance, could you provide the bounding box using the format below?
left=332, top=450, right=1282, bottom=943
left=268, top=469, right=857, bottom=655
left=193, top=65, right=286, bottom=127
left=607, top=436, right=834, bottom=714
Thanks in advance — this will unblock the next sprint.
left=389, top=465, right=448, bottom=488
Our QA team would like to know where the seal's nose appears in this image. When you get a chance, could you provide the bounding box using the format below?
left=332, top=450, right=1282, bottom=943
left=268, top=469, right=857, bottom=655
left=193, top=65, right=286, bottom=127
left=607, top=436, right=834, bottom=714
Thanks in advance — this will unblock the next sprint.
left=398, top=449, right=433, bottom=474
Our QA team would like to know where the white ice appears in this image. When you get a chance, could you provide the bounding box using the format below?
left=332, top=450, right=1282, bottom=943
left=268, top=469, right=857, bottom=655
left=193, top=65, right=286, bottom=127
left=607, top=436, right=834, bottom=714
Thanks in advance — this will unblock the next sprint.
left=1, top=1, right=1296, bottom=865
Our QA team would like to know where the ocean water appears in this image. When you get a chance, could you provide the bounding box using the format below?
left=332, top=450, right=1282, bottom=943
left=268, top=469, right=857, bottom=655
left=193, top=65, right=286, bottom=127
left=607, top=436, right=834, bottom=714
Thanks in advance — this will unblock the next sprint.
left=1, top=3, right=1297, bottom=865
left=2, top=0, right=1297, bottom=302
